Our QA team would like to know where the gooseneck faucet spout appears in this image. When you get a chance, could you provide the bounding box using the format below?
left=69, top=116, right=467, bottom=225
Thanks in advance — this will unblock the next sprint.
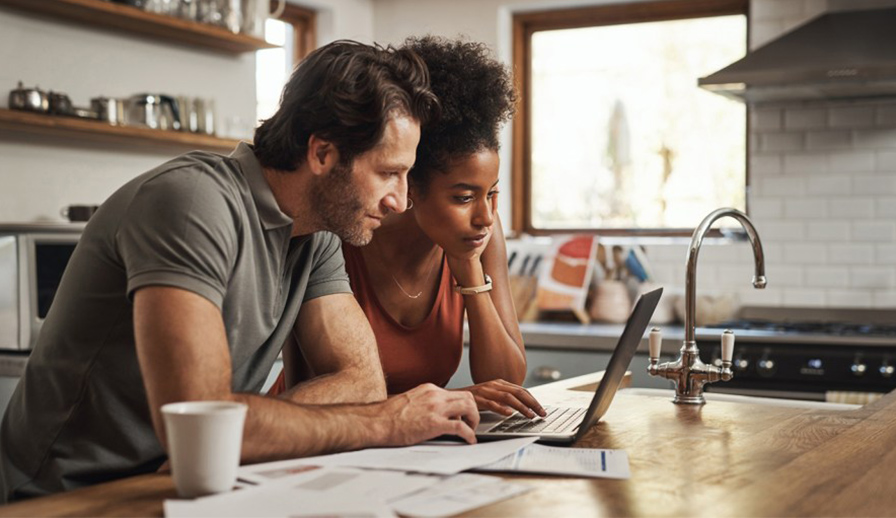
left=648, top=208, right=767, bottom=405
left=684, top=208, right=766, bottom=344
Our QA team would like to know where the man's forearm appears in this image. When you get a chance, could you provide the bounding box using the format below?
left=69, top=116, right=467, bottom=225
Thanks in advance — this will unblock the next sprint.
left=281, top=366, right=386, bottom=404
left=232, top=392, right=388, bottom=463
left=231, top=384, right=479, bottom=464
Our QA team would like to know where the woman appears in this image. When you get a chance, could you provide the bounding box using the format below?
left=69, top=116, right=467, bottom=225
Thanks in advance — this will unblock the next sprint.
left=276, top=36, right=544, bottom=418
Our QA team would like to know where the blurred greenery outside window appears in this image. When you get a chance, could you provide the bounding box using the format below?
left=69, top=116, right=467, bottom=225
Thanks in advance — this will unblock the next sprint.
left=518, top=1, right=748, bottom=234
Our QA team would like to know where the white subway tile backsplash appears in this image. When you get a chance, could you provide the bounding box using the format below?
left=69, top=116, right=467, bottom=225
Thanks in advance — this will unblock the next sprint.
left=876, top=244, right=896, bottom=264
left=850, top=267, right=895, bottom=289
left=877, top=151, right=896, bottom=172
left=807, top=221, right=850, bottom=241
left=758, top=220, right=804, bottom=241
left=783, top=154, right=829, bottom=174
left=783, top=288, right=827, bottom=306
left=766, top=264, right=805, bottom=287
left=749, top=199, right=783, bottom=219
left=829, top=198, right=876, bottom=219
left=649, top=264, right=676, bottom=284
left=853, top=129, right=896, bottom=149
left=759, top=242, right=785, bottom=265
left=715, top=265, right=756, bottom=289
left=853, top=175, right=896, bottom=195
left=749, top=21, right=785, bottom=49
left=853, top=221, right=896, bottom=242
left=751, top=108, right=782, bottom=131
left=750, top=155, right=783, bottom=175
left=784, top=243, right=828, bottom=264
left=806, top=267, right=851, bottom=288
left=698, top=243, right=749, bottom=263
left=826, top=289, right=873, bottom=308
left=761, top=132, right=805, bottom=152
left=872, top=290, right=896, bottom=308
left=829, top=151, right=875, bottom=173
left=806, top=175, right=851, bottom=196
left=784, top=108, right=826, bottom=130
left=738, top=288, right=782, bottom=307
left=784, top=199, right=828, bottom=219
left=806, top=131, right=851, bottom=150
left=759, top=177, right=805, bottom=197
left=643, top=244, right=687, bottom=263
left=829, top=244, right=875, bottom=265
left=877, top=198, right=896, bottom=219
left=829, top=106, right=875, bottom=128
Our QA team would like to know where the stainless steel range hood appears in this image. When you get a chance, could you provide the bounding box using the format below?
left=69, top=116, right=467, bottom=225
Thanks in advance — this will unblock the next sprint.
left=699, top=7, right=896, bottom=103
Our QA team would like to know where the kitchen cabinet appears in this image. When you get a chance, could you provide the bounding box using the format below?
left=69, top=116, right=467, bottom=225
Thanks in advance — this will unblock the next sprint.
left=0, top=0, right=275, bottom=54
left=0, top=108, right=242, bottom=154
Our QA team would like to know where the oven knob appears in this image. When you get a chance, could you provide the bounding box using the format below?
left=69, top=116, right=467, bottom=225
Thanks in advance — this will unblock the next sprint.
left=851, top=359, right=867, bottom=377
left=757, top=357, right=776, bottom=376
left=880, top=361, right=894, bottom=378
left=733, top=355, right=749, bottom=372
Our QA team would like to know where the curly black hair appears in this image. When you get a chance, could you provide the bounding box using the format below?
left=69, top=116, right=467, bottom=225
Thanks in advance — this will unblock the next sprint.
left=403, top=36, right=517, bottom=192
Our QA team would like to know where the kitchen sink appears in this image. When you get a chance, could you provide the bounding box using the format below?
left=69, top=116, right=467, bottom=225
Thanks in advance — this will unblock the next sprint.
left=618, top=387, right=861, bottom=410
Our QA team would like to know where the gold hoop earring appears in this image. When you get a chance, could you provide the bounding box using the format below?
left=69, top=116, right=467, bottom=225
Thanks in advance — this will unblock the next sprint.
left=407, top=198, right=414, bottom=210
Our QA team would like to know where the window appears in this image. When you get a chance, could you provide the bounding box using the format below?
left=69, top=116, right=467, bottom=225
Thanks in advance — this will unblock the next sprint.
left=256, top=4, right=316, bottom=124
left=512, top=0, right=748, bottom=234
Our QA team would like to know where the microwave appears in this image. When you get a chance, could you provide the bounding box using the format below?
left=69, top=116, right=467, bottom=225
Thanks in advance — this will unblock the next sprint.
left=0, top=224, right=82, bottom=351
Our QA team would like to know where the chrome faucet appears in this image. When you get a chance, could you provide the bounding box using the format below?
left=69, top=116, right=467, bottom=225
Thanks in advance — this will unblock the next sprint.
left=648, top=208, right=767, bottom=404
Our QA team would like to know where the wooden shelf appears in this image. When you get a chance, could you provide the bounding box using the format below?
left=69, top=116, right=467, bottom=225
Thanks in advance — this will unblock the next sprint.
left=0, top=0, right=276, bottom=54
left=0, top=108, right=244, bottom=153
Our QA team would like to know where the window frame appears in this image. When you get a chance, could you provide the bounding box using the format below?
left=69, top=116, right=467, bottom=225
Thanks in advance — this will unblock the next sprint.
left=511, top=0, right=750, bottom=236
left=276, top=3, right=317, bottom=64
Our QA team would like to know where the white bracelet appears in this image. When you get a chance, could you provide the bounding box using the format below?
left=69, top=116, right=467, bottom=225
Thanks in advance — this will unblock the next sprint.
left=454, top=274, right=493, bottom=295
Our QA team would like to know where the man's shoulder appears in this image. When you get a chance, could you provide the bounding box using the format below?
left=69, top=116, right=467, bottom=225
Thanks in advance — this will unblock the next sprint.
left=128, top=150, right=247, bottom=205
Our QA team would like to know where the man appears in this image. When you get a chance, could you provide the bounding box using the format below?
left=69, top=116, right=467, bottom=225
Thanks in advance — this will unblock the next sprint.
left=0, top=40, right=478, bottom=502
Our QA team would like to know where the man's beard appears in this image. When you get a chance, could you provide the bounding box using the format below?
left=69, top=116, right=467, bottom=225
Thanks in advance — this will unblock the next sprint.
left=310, top=161, right=371, bottom=246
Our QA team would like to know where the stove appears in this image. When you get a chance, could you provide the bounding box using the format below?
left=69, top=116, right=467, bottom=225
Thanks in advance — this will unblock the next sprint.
left=694, top=307, right=896, bottom=401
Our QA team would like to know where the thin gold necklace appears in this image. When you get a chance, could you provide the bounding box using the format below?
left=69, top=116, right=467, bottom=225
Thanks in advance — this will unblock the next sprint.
left=373, top=239, right=441, bottom=299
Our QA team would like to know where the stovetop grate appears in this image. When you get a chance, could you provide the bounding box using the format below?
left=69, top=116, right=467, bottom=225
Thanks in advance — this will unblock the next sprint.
left=706, top=319, right=896, bottom=338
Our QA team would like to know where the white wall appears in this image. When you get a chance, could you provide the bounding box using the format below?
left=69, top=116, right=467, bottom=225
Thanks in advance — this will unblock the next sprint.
left=371, top=0, right=896, bottom=309
left=0, top=0, right=374, bottom=223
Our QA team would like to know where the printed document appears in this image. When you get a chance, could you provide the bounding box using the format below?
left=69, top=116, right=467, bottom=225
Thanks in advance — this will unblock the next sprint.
left=165, top=467, right=530, bottom=518
left=238, top=436, right=537, bottom=482
left=476, top=444, right=631, bottom=479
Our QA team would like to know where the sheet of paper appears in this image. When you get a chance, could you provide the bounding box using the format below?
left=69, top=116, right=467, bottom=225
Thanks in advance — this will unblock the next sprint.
left=165, top=467, right=399, bottom=518
left=239, top=437, right=538, bottom=481
left=390, top=473, right=531, bottom=518
left=476, top=444, right=631, bottom=479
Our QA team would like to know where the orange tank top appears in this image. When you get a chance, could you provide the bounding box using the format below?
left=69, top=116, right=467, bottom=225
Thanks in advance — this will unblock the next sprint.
left=342, top=243, right=465, bottom=395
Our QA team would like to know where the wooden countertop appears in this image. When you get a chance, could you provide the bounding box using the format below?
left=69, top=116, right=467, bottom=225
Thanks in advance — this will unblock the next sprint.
left=2, top=377, right=895, bottom=517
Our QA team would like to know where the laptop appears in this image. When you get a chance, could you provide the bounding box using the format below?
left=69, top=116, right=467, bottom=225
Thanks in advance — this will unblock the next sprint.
left=475, top=287, right=663, bottom=444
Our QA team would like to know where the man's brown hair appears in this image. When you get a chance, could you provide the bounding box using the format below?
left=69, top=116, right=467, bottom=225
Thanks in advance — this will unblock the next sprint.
left=254, top=40, right=439, bottom=171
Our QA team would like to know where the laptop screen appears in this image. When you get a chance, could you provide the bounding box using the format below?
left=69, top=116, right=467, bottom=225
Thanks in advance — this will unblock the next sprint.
left=573, top=287, right=663, bottom=441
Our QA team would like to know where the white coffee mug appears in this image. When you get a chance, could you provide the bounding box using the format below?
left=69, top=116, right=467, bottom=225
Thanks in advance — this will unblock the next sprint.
left=161, top=401, right=248, bottom=498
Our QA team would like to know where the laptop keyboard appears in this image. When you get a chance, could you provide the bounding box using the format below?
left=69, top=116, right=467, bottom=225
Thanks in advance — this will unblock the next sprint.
left=488, top=406, right=585, bottom=434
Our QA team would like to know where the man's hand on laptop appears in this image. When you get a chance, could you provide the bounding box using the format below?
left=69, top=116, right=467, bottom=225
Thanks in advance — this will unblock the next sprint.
left=383, top=384, right=480, bottom=445
left=454, top=380, right=547, bottom=419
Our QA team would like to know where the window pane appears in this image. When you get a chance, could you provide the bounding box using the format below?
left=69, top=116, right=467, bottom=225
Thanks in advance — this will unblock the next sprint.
left=256, top=18, right=295, bottom=124
left=529, top=15, right=747, bottom=230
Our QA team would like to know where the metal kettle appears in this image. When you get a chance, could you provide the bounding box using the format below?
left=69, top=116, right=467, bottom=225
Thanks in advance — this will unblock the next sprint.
left=125, top=94, right=181, bottom=131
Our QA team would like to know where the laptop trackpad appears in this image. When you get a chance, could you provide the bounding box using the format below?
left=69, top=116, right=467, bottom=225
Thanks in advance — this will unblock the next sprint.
left=476, top=411, right=507, bottom=433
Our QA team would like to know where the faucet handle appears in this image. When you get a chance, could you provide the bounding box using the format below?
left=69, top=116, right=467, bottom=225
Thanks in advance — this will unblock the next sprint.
left=721, top=329, right=735, bottom=363
left=649, top=327, right=662, bottom=360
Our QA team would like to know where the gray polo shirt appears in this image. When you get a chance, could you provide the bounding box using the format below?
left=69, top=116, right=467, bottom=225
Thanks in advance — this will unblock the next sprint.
left=0, top=143, right=351, bottom=501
